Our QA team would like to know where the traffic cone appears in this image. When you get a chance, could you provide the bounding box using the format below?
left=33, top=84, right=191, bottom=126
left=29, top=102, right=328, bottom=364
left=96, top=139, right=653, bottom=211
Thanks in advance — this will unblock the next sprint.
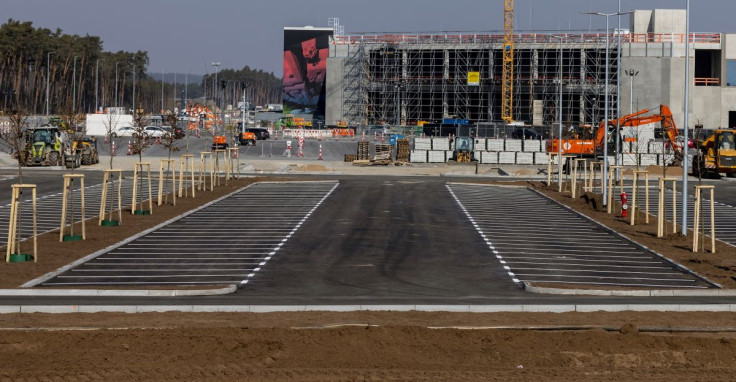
left=155, top=136, right=161, bottom=145
left=126, top=141, right=131, bottom=155
left=112, top=141, right=116, bottom=156
left=232, top=149, right=237, bottom=158
left=318, top=144, right=323, bottom=160
left=104, top=135, right=108, bottom=144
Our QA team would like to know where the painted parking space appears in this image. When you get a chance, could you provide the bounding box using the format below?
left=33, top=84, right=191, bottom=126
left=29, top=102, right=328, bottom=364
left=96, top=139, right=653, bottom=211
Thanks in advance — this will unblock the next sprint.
left=623, top=183, right=736, bottom=248
left=0, top=178, right=135, bottom=246
left=447, top=183, right=711, bottom=289
left=41, top=181, right=338, bottom=286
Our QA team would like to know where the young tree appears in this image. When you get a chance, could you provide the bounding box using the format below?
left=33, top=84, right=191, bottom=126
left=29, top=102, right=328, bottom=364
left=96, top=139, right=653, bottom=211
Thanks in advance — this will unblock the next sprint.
left=162, top=111, right=181, bottom=160
left=100, top=111, right=121, bottom=169
left=57, top=107, right=85, bottom=170
left=130, top=112, right=152, bottom=163
left=0, top=107, right=31, bottom=182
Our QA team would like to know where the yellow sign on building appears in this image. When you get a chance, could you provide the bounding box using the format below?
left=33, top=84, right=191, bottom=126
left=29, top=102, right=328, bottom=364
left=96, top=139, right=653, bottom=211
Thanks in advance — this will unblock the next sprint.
left=467, top=71, right=480, bottom=86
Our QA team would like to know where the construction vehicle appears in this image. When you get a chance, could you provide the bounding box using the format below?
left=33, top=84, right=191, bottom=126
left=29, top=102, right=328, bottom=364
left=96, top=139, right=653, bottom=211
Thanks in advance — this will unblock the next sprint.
left=211, top=135, right=229, bottom=151
left=546, top=105, right=683, bottom=165
left=73, top=137, right=100, bottom=166
left=237, top=131, right=257, bottom=146
left=692, top=128, right=736, bottom=178
left=23, top=127, right=64, bottom=166
left=453, top=136, right=475, bottom=162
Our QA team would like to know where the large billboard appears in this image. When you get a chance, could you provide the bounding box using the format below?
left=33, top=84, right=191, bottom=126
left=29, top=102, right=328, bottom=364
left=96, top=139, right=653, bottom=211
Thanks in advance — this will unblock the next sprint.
left=283, top=27, right=333, bottom=119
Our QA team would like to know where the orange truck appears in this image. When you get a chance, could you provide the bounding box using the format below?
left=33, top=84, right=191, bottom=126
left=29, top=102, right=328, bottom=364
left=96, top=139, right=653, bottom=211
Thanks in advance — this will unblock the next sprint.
left=546, top=105, right=683, bottom=164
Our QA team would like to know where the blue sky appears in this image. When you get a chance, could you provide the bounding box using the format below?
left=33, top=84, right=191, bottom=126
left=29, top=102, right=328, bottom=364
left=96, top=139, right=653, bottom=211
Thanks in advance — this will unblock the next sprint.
left=5, top=0, right=735, bottom=75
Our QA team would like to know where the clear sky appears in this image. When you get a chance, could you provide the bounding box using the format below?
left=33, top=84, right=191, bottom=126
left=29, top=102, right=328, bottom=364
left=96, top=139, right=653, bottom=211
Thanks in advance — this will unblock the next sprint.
left=5, top=0, right=735, bottom=76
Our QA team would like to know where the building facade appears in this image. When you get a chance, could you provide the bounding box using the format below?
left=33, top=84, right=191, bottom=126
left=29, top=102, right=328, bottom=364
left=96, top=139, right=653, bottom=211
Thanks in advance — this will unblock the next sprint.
left=325, top=9, right=736, bottom=132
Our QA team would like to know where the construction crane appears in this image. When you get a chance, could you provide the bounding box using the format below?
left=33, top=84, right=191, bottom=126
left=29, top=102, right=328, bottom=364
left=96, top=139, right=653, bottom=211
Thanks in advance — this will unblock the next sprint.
left=501, top=0, right=514, bottom=123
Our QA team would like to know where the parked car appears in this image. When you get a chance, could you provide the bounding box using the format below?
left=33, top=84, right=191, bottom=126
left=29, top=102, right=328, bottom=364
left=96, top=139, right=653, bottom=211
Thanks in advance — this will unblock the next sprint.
left=161, top=126, right=185, bottom=139
left=511, top=128, right=541, bottom=140
left=246, top=128, right=270, bottom=140
left=111, top=126, right=136, bottom=137
left=143, top=126, right=168, bottom=138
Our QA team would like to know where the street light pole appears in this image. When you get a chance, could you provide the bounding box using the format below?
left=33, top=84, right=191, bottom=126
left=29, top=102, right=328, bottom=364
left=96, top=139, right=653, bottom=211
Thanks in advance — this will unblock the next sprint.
left=132, top=65, right=137, bottom=116
left=46, top=52, right=55, bottom=119
left=626, top=69, right=639, bottom=114
left=72, top=56, right=79, bottom=112
left=114, top=62, right=119, bottom=108
left=95, top=59, right=102, bottom=113
left=161, top=70, right=165, bottom=113
left=582, top=10, right=632, bottom=206
left=551, top=35, right=564, bottom=192
left=682, top=0, right=691, bottom=235
left=211, top=62, right=220, bottom=131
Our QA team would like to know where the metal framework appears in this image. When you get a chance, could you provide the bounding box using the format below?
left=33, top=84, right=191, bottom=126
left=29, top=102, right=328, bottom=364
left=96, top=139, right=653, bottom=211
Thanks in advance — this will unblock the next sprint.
left=336, top=32, right=619, bottom=129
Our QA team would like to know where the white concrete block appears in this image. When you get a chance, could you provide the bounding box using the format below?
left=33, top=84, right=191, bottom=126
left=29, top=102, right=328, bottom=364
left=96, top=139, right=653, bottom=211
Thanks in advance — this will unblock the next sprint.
left=523, top=140, right=541, bottom=152
left=622, top=154, right=638, bottom=166
left=474, top=138, right=487, bottom=151
left=431, top=137, right=450, bottom=151
left=410, top=150, right=427, bottom=163
left=413, top=138, right=432, bottom=150
left=481, top=151, right=498, bottom=164
left=445, top=150, right=454, bottom=162
left=639, top=154, right=657, bottom=166
left=516, top=152, right=534, bottom=165
left=648, top=141, right=665, bottom=154
left=504, top=139, right=523, bottom=152
left=427, top=150, right=446, bottom=163
left=540, top=140, right=548, bottom=153
left=534, top=152, right=549, bottom=165
left=498, top=152, right=516, bottom=164
left=487, top=139, right=505, bottom=151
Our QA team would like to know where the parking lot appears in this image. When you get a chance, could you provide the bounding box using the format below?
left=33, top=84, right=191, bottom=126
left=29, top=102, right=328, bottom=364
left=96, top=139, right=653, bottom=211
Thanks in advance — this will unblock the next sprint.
left=447, top=183, right=712, bottom=289
left=40, top=181, right=338, bottom=286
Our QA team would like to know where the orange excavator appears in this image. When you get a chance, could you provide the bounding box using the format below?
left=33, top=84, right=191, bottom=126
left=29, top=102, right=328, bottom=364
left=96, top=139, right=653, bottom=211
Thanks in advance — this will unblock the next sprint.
left=546, top=105, right=683, bottom=165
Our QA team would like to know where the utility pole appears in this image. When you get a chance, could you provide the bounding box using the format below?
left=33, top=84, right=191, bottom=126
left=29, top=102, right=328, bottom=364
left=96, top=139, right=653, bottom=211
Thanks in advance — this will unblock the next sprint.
left=161, top=70, right=165, bottom=113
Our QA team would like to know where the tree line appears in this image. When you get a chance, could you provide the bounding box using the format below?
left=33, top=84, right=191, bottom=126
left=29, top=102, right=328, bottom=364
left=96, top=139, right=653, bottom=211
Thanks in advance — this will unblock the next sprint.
left=0, top=19, right=282, bottom=115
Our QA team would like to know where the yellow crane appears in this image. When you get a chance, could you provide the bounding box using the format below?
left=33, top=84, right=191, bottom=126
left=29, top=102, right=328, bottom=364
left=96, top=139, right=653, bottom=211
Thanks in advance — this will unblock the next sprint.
left=501, top=0, right=514, bottom=123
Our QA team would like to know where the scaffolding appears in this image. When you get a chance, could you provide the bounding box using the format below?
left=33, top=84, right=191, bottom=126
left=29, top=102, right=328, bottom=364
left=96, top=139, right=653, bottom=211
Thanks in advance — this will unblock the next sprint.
left=336, top=32, right=619, bottom=128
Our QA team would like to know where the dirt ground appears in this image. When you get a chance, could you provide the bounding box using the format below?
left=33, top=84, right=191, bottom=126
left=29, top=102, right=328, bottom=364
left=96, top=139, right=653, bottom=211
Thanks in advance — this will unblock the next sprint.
left=3, top=174, right=736, bottom=380
left=2, top=311, right=736, bottom=380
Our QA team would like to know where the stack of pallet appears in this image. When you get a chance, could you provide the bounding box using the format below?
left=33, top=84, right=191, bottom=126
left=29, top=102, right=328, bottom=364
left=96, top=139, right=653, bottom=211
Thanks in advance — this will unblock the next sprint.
left=373, top=144, right=393, bottom=165
left=396, top=139, right=410, bottom=162
left=344, top=154, right=357, bottom=162
left=357, top=141, right=370, bottom=160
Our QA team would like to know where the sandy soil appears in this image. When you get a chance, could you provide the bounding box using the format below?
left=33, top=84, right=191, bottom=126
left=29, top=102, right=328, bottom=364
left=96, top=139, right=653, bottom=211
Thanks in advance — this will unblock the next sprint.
left=2, top=311, right=736, bottom=381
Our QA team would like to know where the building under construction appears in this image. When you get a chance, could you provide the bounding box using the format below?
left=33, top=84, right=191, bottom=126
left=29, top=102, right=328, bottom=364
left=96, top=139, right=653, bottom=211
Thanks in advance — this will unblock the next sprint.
left=325, top=9, right=735, bottom=131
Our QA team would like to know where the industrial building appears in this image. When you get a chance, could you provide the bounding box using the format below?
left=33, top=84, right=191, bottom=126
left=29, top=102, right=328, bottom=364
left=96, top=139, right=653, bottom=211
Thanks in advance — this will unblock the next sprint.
left=325, top=9, right=736, bottom=132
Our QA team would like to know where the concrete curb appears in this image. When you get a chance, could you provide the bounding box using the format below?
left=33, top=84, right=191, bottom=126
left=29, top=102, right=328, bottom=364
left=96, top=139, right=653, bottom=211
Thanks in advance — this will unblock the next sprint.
left=527, top=187, right=721, bottom=289
left=0, top=284, right=237, bottom=297
left=21, top=183, right=258, bottom=288
left=0, top=303, right=735, bottom=314
left=523, top=282, right=736, bottom=297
